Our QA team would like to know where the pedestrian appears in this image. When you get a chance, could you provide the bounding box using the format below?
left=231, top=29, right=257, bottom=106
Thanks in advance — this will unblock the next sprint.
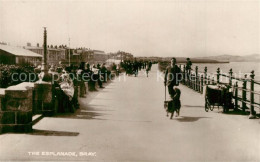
left=146, top=64, right=149, bottom=77
left=101, top=63, right=107, bottom=82
left=185, top=58, right=192, bottom=82
left=148, top=61, right=152, bottom=70
left=71, top=65, right=80, bottom=109
left=116, top=64, right=120, bottom=76
left=78, top=62, right=86, bottom=97
left=133, top=59, right=139, bottom=77
left=164, top=57, right=182, bottom=98
left=97, top=64, right=104, bottom=88
left=86, top=63, right=96, bottom=91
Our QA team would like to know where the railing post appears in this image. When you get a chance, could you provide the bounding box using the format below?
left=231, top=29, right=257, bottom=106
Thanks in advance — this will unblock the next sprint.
left=201, top=75, right=204, bottom=93
left=191, top=74, right=193, bottom=88
left=179, top=64, right=182, bottom=84
left=192, top=74, right=196, bottom=90
left=190, top=73, right=192, bottom=89
left=198, top=74, right=201, bottom=93
left=193, top=74, right=195, bottom=90
left=195, top=66, right=198, bottom=91
left=249, top=70, right=255, bottom=119
left=204, top=67, right=207, bottom=85
left=179, top=64, right=183, bottom=84
left=234, top=81, right=238, bottom=111
left=212, top=77, right=215, bottom=84
left=183, top=65, right=186, bottom=85
left=190, top=74, right=193, bottom=89
left=229, top=69, right=233, bottom=87
left=217, top=68, right=220, bottom=84
left=242, top=74, right=247, bottom=113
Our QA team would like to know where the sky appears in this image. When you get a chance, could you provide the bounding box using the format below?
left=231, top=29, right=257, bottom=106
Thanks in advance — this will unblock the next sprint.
left=0, top=0, right=259, bottom=57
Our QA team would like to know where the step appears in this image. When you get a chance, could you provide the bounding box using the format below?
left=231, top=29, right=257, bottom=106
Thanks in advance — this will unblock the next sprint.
left=32, top=114, right=44, bottom=125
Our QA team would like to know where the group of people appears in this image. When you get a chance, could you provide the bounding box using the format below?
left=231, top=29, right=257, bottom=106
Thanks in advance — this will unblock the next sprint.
left=37, top=62, right=113, bottom=113
left=76, top=62, right=111, bottom=92
left=49, top=62, right=111, bottom=92
left=121, top=60, right=153, bottom=77
left=164, top=57, right=192, bottom=119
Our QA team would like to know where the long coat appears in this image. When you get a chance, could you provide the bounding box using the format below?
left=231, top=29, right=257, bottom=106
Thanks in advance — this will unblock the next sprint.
left=164, top=65, right=182, bottom=86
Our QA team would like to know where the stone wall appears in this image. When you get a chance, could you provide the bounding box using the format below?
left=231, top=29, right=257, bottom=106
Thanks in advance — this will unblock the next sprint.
left=0, top=82, right=55, bottom=134
left=0, top=84, right=33, bottom=133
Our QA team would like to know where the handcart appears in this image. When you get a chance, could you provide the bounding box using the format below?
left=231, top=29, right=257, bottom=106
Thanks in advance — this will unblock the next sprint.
left=205, top=84, right=234, bottom=113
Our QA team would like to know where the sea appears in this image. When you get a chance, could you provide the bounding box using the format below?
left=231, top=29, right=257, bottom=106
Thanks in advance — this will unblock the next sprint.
left=186, top=62, right=260, bottom=97
left=192, top=62, right=260, bottom=81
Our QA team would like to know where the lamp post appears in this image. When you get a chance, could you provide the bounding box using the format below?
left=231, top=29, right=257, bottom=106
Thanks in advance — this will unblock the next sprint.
left=42, top=27, right=48, bottom=72
left=68, top=37, right=71, bottom=66
left=39, top=27, right=52, bottom=82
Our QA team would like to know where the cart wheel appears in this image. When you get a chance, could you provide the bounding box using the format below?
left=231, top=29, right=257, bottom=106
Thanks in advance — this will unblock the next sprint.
left=210, top=105, right=214, bottom=111
left=205, top=102, right=209, bottom=112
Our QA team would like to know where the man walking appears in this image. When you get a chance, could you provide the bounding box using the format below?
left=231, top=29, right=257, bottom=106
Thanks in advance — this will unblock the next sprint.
left=97, top=64, right=104, bottom=88
left=185, top=58, right=192, bottom=74
left=164, top=58, right=182, bottom=98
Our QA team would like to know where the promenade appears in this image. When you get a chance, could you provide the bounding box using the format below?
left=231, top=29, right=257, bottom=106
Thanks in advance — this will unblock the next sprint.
left=0, top=65, right=259, bottom=161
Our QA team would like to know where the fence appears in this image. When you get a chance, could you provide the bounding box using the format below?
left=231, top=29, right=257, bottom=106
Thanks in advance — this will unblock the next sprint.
left=178, top=64, right=260, bottom=119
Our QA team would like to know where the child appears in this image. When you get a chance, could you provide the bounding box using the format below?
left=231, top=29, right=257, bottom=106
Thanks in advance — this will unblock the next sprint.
left=167, top=88, right=181, bottom=119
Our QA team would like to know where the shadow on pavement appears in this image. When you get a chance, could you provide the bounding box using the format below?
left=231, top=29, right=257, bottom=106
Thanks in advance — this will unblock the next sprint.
left=175, top=116, right=210, bottom=122
left=182, top=105, right=204, bottom=108
left=107, top=119, right=152, bottom=123
left=80, top=104, right=113, bottom=110
left=98, top=91, right=109, bottom=93
left=29, top=129, right=79, bottom=136
left=52, top=111, right=108, bottom=120
left=222, top=109, right=250, bottom=116
left=41, top=81, right=114, bottom=121
left=94, top=98, right=113, bottom=100
left=52, top=105, right=110, bottom=120
left=103, top=87, right=114, bottom=89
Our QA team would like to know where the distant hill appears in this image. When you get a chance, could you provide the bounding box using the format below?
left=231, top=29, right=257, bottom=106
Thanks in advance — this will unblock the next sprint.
left=196, top=54, right=260, bottom=62
left=162, top=57, right=228, bottom=63
left=136, top=54, right=260, bottom=63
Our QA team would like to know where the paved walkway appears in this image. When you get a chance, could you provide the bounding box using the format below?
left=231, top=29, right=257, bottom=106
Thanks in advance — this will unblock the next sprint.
left=0, top=65, right=260, bottom=161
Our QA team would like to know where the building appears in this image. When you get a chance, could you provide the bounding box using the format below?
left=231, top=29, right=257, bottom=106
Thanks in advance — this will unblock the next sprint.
left=68, top=49, right=108, bottom=65
left=25, top=44, right=66, bottom=65
left=79, top=48, right=94, bottom=63
left=62, top=48, right=81, bottom=65
left=108, top=51, right=134, bottom=61
left=0, top=44, right=42, bottom=65
left=92, top=50, right=108, bottom=64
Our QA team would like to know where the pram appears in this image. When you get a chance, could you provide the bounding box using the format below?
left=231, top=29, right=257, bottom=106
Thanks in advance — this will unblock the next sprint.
left=205, top=84, right=234, bottom=113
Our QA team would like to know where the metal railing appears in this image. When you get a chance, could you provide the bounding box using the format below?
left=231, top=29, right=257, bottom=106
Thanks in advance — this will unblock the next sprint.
left=178, top=64, right=260, bottom=119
